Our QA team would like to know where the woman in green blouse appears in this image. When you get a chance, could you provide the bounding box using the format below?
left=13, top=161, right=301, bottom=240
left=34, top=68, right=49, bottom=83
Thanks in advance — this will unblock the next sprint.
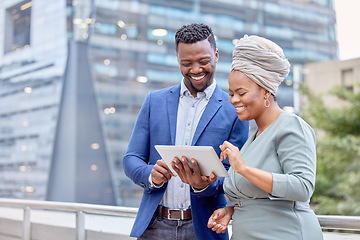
left=208, top=35, right=323, bottom=240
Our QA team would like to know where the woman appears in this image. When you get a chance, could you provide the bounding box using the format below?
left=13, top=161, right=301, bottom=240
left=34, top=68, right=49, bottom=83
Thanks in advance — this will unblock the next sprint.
left=207, top=35, right=323, bottom=239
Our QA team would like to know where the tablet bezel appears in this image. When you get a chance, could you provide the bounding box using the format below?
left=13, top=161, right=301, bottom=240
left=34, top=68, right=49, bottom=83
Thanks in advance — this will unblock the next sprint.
left=154, top=145, right=229, bottom=177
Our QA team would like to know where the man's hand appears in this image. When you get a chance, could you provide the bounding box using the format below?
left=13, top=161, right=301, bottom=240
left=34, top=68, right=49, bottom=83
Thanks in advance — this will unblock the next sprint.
left=151, top=159, right=176, bottom=185
left=171, top=156, right=217, bottom=190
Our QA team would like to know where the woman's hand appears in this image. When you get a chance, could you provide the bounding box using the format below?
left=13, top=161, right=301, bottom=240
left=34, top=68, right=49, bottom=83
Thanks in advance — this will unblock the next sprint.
left=220, top=141, right=274, bottom=194
left=207, top=206, right=234, bottom=234
left=220, top=141, right=247, bottom=174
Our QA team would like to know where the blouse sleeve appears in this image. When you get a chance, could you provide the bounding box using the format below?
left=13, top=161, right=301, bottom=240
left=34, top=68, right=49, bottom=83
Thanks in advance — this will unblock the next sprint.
left=269, top=115, right=317, bottom=202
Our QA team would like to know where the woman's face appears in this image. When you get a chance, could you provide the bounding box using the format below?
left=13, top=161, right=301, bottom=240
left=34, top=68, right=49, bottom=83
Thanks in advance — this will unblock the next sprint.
left=228, top=70, right=266, bottom=121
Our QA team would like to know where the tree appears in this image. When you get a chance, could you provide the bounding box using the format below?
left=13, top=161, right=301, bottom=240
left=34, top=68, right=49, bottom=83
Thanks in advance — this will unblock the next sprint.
left=300, top=83, right=360, bottom=215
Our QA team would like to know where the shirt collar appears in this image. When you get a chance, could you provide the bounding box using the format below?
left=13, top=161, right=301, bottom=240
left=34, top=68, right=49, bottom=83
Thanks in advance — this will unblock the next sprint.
left=180, top=78, right=216, bottom=100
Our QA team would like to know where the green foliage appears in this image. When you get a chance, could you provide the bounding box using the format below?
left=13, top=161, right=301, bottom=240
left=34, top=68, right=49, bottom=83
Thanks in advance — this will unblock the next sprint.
left=300, top=83, right=360, bottom=215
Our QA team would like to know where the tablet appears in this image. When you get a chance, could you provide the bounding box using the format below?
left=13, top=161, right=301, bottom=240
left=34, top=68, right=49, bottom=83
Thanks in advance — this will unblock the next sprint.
left=154, top=145, right=229, bottom=177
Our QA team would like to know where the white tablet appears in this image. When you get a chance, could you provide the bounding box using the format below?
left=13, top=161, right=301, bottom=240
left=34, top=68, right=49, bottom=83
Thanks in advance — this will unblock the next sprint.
left=154, top=145, right=229, bottom=177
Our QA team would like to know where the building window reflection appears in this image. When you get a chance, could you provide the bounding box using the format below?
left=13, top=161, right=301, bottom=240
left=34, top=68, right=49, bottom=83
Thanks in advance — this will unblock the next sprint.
left=4, top=0, right=32, bottom=53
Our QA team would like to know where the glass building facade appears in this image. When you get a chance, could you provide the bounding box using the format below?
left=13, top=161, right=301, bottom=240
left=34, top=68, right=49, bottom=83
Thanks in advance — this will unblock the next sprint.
left=0, top=0, right=337, bottom=207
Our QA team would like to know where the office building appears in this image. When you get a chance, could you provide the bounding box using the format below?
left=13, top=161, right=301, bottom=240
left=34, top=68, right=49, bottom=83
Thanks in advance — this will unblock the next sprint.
left=0, top=0, right=337, bottom=207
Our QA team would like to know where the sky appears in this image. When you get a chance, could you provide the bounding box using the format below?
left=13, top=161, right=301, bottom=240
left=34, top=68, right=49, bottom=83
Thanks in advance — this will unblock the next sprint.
left=334, top=0, right=360, bottom=60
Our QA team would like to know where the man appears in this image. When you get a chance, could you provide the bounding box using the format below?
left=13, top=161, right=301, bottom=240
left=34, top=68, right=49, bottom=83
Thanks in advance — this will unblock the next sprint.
left=123, top=23, right=248, bottom=240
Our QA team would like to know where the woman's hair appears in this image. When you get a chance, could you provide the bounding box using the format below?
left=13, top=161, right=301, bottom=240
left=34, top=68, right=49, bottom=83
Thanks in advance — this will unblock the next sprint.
left=175, top=23, right=216, bottom=53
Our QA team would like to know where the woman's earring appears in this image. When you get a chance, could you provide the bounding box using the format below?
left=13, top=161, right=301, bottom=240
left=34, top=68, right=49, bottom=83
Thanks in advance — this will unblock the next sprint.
left=264, top=98, right=270, bottom=108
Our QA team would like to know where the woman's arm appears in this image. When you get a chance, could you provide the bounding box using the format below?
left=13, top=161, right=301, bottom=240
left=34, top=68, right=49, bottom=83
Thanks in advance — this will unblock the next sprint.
left=220, top=141, right=273, bottom=194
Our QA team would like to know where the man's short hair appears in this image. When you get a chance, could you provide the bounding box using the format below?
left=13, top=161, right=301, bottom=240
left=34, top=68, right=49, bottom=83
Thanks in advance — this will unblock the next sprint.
left=175, top=23, right=216, bottom=53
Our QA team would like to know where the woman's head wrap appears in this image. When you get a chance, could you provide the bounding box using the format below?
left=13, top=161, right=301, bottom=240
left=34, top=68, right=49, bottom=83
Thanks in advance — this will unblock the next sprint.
left=231, top=35, right=290, bottom=95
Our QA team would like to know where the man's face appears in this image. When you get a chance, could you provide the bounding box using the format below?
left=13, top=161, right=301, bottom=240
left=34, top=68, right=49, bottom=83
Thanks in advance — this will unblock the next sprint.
left=177, top=40, right=218, bottom=97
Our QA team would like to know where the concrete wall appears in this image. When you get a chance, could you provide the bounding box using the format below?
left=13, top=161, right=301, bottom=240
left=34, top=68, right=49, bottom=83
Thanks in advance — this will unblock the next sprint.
left=305, top=58, right=360, bottom=108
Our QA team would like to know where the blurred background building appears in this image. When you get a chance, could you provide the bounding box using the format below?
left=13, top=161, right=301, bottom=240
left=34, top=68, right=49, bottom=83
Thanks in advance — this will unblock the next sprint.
left=305, top=57, right=360, bottom=108
left=0, top=0, right=338, bottom=207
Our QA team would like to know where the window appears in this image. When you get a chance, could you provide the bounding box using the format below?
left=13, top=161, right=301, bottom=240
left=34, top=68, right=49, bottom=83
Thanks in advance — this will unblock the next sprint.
left=4, top=1, right=32, bottom=53
left=341, top=68, right=354, bottom=91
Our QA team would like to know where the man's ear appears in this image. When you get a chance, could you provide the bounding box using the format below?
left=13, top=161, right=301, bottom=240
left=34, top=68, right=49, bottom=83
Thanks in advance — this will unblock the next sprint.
left=215, top=48, right=219, bottom=63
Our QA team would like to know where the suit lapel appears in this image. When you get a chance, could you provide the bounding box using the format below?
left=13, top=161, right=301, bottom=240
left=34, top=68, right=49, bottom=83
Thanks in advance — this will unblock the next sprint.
left=166, top=85, right=180, bottom=145
left=192, top=86, right=223, bottom=145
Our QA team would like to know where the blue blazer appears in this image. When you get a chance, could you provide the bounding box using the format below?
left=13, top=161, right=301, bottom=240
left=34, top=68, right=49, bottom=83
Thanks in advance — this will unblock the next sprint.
left=123, top=84, right=249, bottom=239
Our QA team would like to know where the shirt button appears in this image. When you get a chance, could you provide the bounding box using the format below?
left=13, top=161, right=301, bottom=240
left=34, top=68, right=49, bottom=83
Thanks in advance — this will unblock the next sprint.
left=180, top=204, right=184, bottom=208
left=187, top=122, right=191, bottom=126
left=181, top=183, right=184, bottom=188
left=185, top=142, right=188, bottom=145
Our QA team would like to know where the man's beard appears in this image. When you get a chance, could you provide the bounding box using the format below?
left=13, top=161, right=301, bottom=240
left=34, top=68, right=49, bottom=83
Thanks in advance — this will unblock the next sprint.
left=189, top=78, right=210, bottom=92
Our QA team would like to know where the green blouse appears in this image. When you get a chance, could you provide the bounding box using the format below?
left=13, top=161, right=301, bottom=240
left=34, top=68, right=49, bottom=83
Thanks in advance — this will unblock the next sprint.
left=224, top=112, right=317, bottom=204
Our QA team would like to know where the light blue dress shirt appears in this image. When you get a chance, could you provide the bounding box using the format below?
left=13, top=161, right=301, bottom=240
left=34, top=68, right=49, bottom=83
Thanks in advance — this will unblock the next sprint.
left=150, top=79, right=216, bottom=209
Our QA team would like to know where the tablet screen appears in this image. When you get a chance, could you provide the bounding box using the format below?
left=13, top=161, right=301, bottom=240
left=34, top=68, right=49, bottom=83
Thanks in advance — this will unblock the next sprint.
left=154, top=145, right=229, bottom=177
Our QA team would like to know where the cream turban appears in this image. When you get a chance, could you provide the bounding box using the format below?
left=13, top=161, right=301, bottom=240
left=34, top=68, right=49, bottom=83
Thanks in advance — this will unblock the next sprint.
left=231, top=35, right=290, bottom=95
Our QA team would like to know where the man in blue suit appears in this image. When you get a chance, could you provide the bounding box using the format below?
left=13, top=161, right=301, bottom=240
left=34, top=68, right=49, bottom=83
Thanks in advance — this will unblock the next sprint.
left=123, top=23, right=248, bottom=240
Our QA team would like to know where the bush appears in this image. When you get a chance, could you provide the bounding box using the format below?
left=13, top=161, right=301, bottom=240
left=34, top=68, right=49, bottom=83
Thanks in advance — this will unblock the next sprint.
left=300, top=84, right=360, bottom=215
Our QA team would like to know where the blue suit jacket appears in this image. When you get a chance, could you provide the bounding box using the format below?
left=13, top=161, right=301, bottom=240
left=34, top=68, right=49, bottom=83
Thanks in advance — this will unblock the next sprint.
left=123, top=84, right=248, bottom=239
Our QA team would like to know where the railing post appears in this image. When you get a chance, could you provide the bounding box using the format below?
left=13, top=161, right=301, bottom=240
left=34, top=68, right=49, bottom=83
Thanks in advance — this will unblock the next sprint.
left=23, top=206, right=31, bottom=240
left=76, top=211, right=85, bottom=240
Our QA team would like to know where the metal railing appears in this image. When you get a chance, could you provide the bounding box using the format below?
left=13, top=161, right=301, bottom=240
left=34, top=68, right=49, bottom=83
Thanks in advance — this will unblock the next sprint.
left=0, top=198, right=137, bottom=240
left=0, top=198, right=359, bottom=240
left=317, top=215, right=360, bottom=232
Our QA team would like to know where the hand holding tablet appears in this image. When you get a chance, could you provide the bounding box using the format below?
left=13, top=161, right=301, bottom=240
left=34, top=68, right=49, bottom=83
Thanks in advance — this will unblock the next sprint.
left=154, top=145, right=229, bottom=177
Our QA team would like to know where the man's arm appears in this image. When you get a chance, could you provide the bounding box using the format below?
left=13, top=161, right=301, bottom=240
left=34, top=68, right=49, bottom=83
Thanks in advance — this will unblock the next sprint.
left=123, top=93, right=175, bottom=191
left=123, top=94, right=153, bottom=191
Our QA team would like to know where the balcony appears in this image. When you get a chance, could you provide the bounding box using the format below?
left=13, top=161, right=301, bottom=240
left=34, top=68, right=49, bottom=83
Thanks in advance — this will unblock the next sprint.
left=0, top=198, right=359, bottom=240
